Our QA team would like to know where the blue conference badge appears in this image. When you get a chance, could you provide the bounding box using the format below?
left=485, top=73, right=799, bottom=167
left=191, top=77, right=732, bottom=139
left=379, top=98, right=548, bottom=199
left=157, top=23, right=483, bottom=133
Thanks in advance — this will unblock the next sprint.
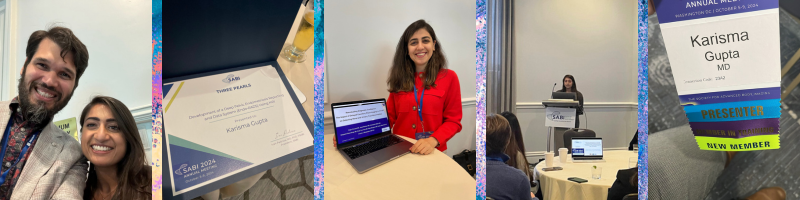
left=654, top=0, right=781, bottom=151
left=415, top=131, right=433, bottom=140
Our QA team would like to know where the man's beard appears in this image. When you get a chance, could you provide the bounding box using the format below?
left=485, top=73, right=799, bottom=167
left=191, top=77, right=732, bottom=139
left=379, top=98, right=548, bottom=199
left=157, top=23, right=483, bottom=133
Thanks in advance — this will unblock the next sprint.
left=17, top=72, right=71, bottom=129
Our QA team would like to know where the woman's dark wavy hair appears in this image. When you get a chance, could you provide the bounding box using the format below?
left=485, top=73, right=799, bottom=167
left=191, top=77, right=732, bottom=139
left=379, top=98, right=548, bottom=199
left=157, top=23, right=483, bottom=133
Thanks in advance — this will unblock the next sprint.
left=80, top=96, right=151, bottom=200
left=387, top=19, right=448, bottom=92
left=561, top=74, right=578, bottom=92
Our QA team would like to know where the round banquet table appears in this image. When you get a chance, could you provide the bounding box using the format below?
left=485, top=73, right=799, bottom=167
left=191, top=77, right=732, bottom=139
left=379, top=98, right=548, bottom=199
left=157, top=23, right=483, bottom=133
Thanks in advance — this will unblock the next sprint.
left=534, top=150, right=638, bottom=200
left=324, top=134, right=476, bottom=200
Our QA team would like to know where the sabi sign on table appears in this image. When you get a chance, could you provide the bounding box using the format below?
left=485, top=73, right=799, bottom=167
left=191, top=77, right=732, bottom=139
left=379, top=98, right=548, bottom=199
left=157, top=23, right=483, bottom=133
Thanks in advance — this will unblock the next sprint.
left=654, top=0, right=781, bottom=151
left=162, top=65, right=313, bottom=198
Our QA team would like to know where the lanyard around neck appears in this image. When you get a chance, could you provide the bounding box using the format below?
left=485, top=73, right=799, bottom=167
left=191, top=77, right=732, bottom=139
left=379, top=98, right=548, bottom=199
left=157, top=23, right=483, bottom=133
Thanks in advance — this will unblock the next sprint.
left=0, top=117, right=40, bottom=185
left=413, top=80, right=426, bottom=132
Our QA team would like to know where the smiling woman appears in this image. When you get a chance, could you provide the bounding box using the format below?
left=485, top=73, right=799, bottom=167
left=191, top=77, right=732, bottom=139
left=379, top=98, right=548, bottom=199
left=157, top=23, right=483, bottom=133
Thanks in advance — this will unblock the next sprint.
left=386, top=19, right=462, bottom=155
left=79, top=96, right=151, bottom=200
left=331, top=19, right=464, bottom=155
left=325, top=1, right=477, bottom=198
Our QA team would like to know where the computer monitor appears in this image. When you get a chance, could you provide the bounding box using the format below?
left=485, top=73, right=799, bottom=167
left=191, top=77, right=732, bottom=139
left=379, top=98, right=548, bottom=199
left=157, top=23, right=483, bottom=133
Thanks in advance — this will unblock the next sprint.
left=331, top=99, right=392, bottom=145
left=571, top=137, right=603, bottom=159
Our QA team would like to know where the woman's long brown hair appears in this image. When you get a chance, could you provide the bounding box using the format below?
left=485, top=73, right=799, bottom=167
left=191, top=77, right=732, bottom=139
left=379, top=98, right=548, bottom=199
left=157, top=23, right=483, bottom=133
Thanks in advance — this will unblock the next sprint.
left=80, top=96, right=151, bottom=200
left=387, top=19, right=448, bottom=92
left=500, top=111, right=533, bottom=181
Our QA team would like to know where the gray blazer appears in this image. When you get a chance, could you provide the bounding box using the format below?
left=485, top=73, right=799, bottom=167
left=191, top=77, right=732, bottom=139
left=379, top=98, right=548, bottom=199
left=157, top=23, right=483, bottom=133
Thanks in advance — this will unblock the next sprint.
left=0, top=101, right=88, bottom=199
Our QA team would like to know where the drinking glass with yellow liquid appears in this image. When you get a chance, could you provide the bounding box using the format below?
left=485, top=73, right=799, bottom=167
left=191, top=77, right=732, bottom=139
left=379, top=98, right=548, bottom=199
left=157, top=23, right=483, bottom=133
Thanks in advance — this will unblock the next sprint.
left=282, top=1, right=314, bottom=63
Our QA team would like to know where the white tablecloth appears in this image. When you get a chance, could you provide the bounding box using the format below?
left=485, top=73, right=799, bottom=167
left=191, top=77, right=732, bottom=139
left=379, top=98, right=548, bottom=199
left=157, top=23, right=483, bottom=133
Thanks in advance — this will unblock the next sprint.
left=324, top=134, right=476, bottom=200
left=534, top=150, right=637, bottom=200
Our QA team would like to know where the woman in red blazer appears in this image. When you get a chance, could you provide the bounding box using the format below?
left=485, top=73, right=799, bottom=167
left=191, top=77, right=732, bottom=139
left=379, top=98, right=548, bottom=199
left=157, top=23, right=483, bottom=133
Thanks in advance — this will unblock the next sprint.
left=385, top=19, right=462, bottom=155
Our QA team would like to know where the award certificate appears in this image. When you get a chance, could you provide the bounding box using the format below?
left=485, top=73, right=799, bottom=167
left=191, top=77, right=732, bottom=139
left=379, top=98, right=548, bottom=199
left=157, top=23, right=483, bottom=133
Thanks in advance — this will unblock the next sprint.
left=162, top=65, right=313, bottom=195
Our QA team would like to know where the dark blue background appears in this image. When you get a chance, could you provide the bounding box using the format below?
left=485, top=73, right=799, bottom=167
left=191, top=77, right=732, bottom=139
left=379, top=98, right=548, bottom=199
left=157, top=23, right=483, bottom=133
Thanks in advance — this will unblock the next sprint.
left=336, top=118, right=390, bottom=144
left=653, top=0, right=778, bottom=24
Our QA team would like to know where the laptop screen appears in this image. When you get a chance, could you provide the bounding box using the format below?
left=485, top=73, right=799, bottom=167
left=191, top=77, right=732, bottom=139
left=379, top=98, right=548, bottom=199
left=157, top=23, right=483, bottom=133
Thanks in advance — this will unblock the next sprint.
left=571, top=138, right=603, bottom=157
left=552, top=92, right=576, bottom=100
left=332, top=100, right=391, bottom=145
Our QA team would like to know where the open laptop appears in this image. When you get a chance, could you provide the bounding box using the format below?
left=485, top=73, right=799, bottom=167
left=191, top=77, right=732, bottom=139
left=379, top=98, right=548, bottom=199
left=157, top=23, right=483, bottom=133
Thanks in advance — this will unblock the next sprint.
left=571, top=137, right=605, bottom=163
left=331, top=98, right=414, bottom=173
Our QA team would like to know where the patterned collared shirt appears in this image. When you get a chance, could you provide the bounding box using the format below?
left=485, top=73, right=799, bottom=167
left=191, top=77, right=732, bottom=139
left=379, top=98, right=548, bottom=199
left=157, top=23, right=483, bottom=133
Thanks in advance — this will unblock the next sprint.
left=0, top=97, right=41, bottom=199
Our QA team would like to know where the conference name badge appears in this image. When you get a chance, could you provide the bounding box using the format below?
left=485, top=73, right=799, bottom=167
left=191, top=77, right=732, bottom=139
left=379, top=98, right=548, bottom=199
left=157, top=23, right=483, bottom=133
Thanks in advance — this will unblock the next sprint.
left=655, top=0, right=781, bottom=151
left=415, top=131, right=433, bottom=140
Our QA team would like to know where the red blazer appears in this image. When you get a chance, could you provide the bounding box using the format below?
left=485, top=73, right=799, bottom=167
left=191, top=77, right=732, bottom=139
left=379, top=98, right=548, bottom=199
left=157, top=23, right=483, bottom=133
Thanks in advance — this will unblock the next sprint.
left=387, top=69, right=462, bottom=151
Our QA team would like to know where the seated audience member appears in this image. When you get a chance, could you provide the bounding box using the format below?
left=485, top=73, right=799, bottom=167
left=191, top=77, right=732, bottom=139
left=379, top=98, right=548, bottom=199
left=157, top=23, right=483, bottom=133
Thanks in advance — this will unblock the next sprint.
left=500, top=112, right=535, bottom=185
left=607, top=167, right=637, bottom=200
left=486, top=114, right=538, bottom=200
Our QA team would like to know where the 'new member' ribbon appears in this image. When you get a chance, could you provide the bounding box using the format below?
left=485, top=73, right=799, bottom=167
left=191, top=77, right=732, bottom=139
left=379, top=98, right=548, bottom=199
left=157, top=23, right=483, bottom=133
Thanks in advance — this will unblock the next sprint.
left=695, top=134, right=780, bottom=151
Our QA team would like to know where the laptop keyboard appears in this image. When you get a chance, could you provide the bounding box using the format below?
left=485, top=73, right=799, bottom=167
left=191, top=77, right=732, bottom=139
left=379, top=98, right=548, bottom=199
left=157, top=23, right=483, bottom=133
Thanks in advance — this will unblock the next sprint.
left=342, top=135, right=405, bottom=159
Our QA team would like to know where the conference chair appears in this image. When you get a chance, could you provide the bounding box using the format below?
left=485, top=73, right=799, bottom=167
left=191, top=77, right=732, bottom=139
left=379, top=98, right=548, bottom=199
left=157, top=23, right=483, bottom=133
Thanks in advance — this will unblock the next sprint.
left=563, top=128, right=597, bottom=153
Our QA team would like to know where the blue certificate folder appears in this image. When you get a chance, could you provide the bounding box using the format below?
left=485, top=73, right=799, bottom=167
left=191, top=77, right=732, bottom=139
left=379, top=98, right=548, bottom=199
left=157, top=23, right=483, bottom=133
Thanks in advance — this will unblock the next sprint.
left=161, top=62, right=313, bottom=199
